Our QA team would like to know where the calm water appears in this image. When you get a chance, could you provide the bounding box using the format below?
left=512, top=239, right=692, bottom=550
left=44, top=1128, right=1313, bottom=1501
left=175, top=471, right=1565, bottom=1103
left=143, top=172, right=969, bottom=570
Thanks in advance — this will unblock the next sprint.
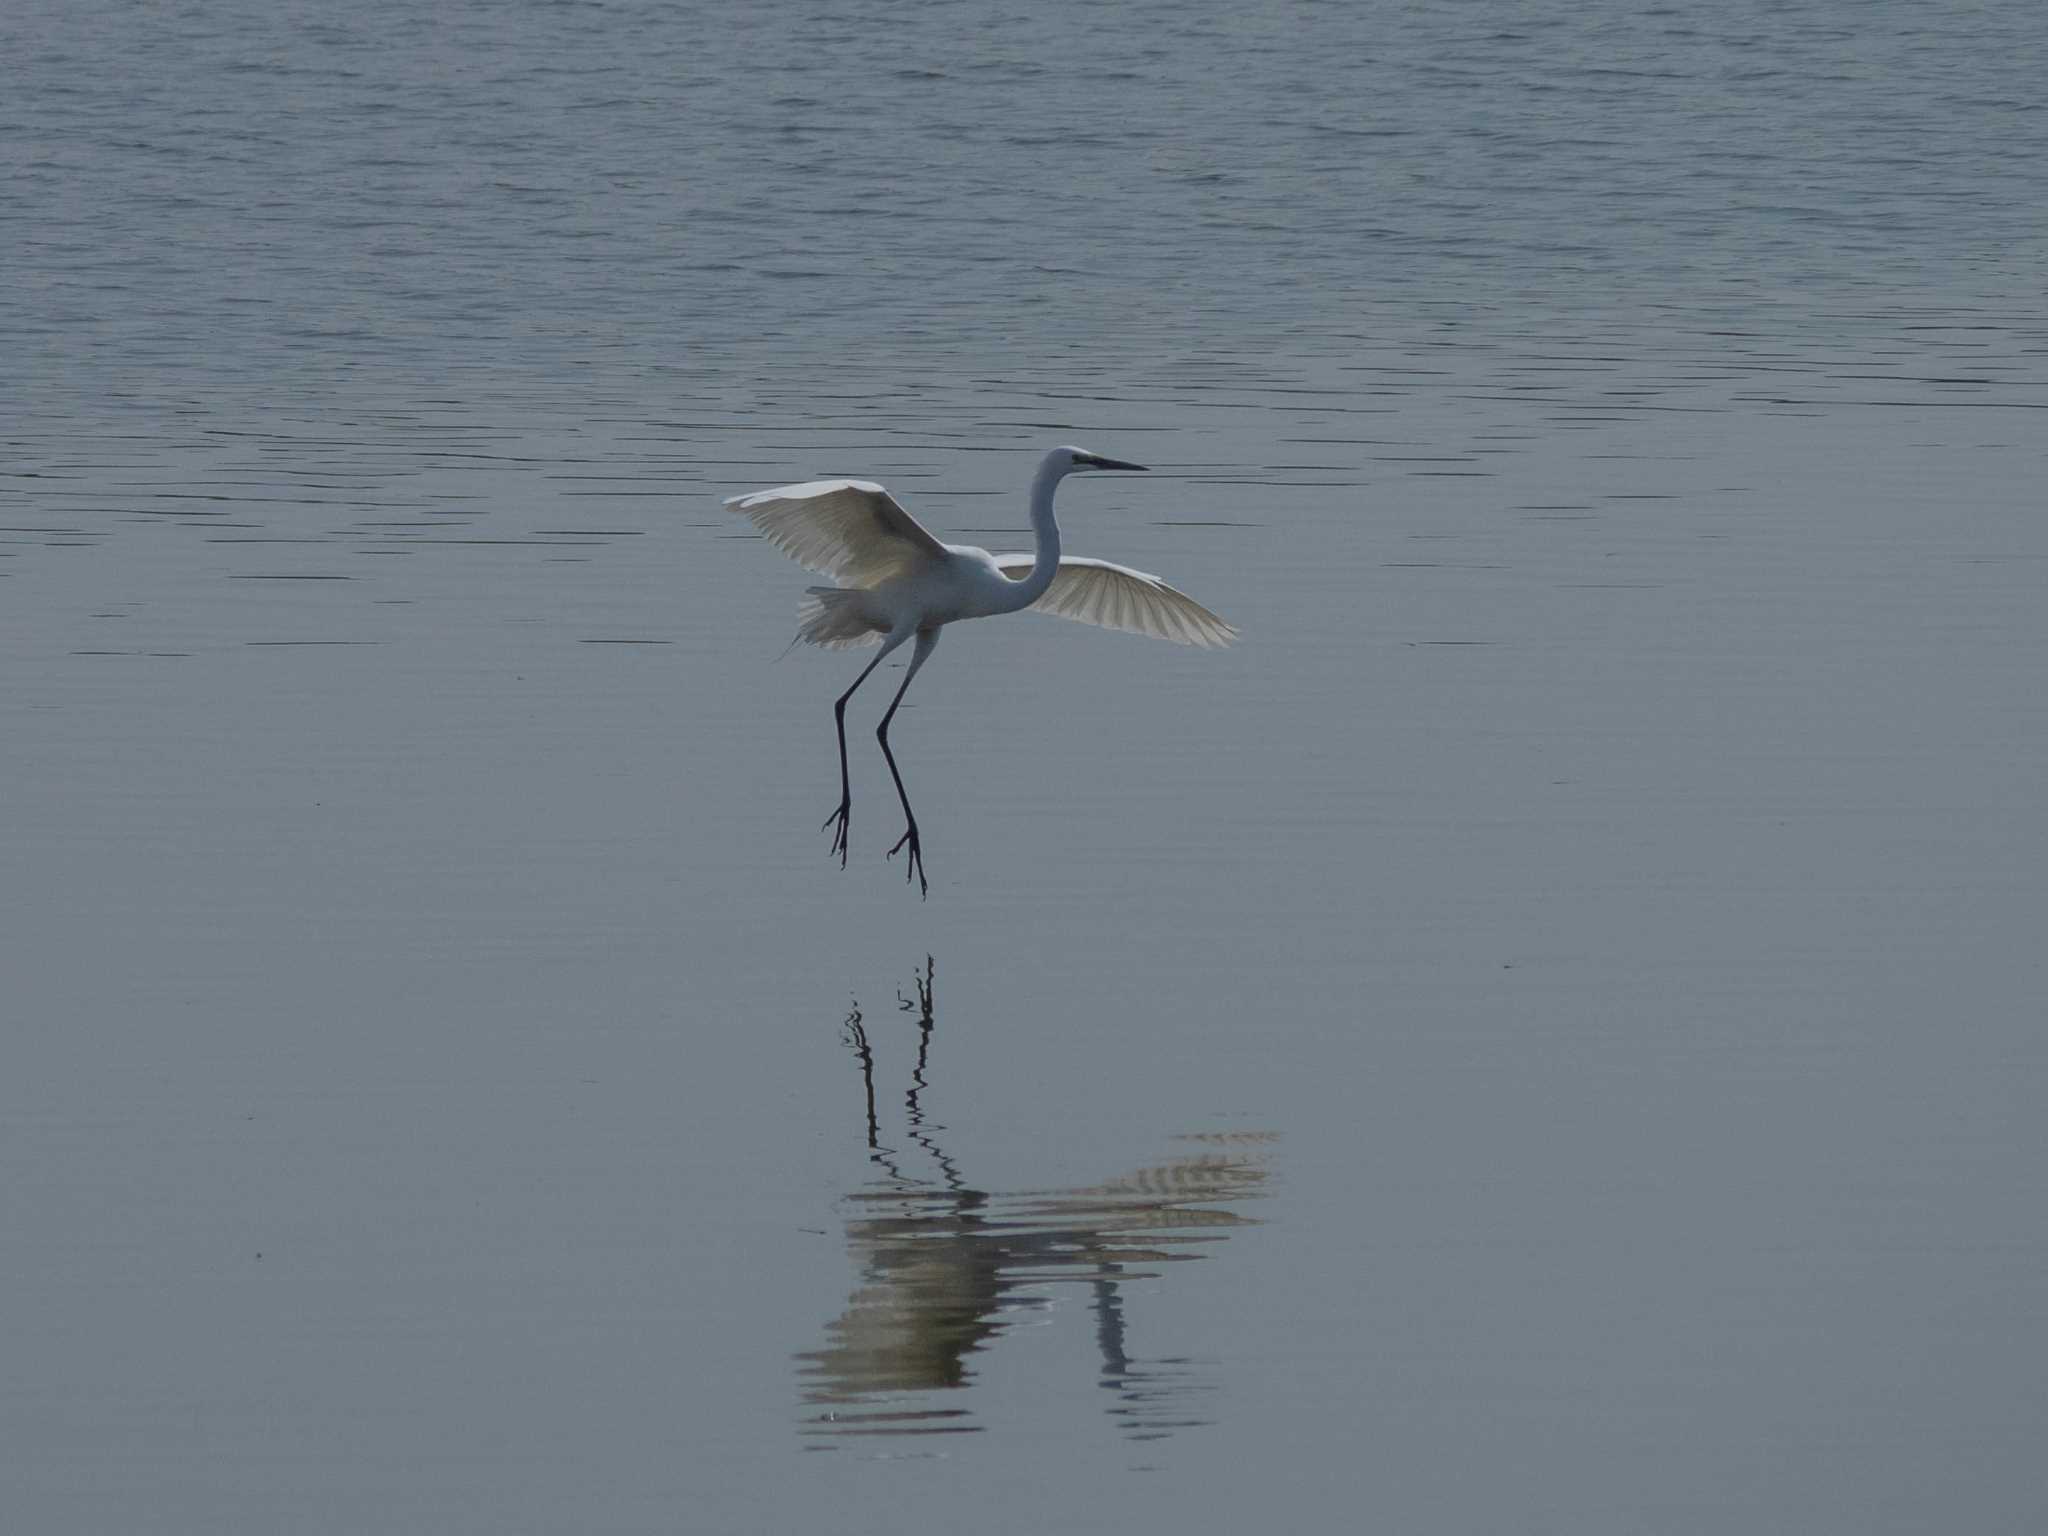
left=6, top=2, right=2047, bottom=1531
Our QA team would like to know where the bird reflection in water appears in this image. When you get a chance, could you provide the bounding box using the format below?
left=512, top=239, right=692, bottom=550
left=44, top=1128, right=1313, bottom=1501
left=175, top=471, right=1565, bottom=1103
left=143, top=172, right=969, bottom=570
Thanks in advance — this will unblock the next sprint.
left=798, top=957, right=1275, bottom=1445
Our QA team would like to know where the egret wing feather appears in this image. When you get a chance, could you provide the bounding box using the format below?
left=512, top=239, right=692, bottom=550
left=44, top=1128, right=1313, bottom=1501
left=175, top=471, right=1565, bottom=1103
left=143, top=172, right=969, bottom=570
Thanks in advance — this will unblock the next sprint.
left=993, top=556, right=1237, bottom=649
left=724, top=479, right=948, bottom=587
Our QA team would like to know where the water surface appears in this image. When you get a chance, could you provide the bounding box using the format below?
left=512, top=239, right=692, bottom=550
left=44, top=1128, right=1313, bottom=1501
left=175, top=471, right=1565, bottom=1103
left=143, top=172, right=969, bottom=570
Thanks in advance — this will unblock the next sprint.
left=5, top=2, right=2046, bottom=1532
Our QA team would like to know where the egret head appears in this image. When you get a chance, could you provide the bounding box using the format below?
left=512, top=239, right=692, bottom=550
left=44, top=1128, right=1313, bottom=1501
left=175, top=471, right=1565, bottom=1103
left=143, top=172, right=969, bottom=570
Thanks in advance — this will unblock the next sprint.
left=1053, top=445, right=1149, bottom=476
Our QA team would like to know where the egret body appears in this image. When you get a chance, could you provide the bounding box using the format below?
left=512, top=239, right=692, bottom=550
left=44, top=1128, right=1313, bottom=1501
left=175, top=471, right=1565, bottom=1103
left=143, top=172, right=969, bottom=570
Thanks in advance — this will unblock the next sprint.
left=726, top=446, right=1235, bottom=895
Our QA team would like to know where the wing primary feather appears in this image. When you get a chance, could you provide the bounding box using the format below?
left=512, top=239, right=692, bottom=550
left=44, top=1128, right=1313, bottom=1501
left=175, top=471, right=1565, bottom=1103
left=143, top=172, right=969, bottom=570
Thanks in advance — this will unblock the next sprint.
left=1006, top=556, right=1236, bottom=647
left=724, top=478, right=947, bottom=585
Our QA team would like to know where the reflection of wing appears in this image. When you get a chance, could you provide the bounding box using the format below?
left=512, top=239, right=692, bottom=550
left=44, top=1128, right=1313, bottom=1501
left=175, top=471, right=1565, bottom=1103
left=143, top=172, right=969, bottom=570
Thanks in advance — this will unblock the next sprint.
left=798, top=1247, right=1005, bottom=1407
left=799, top=1142, right=1272, bottom=1443
left=725, top=479, right=949, bottom=586
left=1018, top=1152, right=1269, bottom=1242
left=992, top=556, right=1237, bottom=648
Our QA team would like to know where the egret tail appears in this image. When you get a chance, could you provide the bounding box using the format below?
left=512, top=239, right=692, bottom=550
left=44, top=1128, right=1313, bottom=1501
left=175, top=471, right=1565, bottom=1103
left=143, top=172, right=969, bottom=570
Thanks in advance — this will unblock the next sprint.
left=796, top=586, right=884, bottom=650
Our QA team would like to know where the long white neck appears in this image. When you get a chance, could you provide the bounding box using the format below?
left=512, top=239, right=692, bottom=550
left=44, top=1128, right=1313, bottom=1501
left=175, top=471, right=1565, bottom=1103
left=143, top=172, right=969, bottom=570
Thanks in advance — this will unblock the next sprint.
left=1003, top=454, right=1068, bottom=610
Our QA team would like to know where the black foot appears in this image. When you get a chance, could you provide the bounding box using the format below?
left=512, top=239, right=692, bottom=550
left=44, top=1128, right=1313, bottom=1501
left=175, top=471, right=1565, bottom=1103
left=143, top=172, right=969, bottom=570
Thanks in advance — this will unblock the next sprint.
left=887, top=822, right=928, bottom=899
left=822, top=799, right=851, bottom=868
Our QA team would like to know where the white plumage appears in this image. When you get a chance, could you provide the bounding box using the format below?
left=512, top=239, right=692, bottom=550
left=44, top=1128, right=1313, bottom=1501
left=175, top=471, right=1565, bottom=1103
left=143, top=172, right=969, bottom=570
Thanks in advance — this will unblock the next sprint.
left=726, top=479, right=946, bottom=588
left=989, top=554, right=1237, bottom=649
left=725, top=445, right=1236, bottom=895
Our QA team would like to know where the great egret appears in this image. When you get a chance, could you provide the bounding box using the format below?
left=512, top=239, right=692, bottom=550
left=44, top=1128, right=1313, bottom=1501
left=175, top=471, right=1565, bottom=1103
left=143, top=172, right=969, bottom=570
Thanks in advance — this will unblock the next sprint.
left=726, top=446, right=1236, bottom=895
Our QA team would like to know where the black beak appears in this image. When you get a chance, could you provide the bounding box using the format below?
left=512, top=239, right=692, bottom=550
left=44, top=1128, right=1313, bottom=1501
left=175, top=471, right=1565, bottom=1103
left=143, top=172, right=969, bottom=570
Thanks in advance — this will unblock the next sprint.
left=1080, top=454, right=1149, bottom=472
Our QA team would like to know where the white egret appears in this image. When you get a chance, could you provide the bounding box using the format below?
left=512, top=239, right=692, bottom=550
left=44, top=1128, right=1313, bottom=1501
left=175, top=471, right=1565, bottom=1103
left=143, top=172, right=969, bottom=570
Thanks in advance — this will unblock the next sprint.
left=726, top=446, right=1236, bottom=896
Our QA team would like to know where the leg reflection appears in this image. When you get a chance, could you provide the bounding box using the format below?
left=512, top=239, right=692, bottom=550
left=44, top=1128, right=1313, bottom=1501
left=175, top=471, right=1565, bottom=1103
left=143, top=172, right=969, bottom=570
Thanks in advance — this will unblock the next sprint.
left=802, top=960, right=1274, bottom=1446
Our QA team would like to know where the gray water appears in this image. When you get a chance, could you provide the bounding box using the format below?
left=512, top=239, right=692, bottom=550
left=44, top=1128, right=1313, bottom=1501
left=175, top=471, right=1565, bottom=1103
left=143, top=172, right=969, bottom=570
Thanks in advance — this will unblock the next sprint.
left=6, top=2, right=2047, bottom=1531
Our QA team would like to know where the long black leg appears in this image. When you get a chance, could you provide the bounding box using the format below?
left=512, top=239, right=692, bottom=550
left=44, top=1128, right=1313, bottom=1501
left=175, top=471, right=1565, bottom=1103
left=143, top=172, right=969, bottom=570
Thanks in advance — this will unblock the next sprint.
left=823, top=632, right=908, bottom=867
left=878, top=628, right=939, bottom=898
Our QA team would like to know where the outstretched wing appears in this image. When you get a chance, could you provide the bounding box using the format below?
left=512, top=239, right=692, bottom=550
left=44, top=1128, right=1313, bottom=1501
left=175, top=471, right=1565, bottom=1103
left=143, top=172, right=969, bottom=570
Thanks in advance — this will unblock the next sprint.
left=724, top=479, right=949, bottom=587
left=992, top=556, right=1237, bottom=649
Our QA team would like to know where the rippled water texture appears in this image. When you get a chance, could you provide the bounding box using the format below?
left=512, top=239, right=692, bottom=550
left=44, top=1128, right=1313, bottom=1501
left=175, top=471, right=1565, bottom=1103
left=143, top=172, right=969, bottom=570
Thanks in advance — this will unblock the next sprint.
left=5, top=2, right=2046, bottom=1532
